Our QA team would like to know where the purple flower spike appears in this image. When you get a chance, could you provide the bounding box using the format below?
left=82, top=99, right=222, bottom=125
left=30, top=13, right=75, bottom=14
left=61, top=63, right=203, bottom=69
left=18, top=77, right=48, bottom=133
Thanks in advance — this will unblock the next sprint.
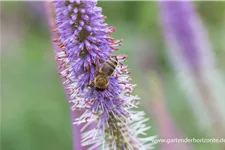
left=52, top=0, right=155, bottom=149
left=159, top=1, right=214, bottom=71
left=159, top=1, right=225, bottom=134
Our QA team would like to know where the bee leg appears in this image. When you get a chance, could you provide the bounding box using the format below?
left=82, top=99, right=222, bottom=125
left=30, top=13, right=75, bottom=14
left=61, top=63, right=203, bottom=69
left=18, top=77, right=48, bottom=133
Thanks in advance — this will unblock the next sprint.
left=87, top=81, right=95, bottom=87
left=95, top=65, right=99, bottom=75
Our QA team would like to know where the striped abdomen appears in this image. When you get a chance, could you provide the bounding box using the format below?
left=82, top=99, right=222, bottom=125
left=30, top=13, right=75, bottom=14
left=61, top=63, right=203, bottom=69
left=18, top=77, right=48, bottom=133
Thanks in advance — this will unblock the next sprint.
left=99, top=56, right=118, bottom=76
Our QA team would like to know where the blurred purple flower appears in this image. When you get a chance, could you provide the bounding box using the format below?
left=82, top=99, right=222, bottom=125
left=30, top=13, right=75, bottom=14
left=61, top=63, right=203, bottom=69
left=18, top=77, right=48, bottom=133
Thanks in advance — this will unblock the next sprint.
left=159, top=1, right=225, bottom=135
left=159, top=1, right=214, bottom=71
left=50, top=0, right=155, bottom=149
left=149, top=72, right=193, bottom=150
left=27, top=1, right=47, bottom=23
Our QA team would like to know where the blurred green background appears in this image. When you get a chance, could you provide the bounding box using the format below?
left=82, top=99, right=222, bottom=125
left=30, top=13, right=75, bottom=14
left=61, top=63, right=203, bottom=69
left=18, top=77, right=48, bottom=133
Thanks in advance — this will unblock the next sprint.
left=1, top=1, right=225, bottom=150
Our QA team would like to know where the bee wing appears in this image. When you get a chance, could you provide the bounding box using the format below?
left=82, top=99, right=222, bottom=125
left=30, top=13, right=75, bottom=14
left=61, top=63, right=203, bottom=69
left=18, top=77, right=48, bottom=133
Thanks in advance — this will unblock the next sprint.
left=104, top=58, right=118, bottom=76
left=100, top=65, right=114, bottom=76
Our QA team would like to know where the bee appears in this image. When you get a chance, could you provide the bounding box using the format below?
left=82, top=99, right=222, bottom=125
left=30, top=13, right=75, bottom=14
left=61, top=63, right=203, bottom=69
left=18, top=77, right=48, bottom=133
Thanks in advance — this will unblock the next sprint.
left=94, top=55, right=118, bottom=91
